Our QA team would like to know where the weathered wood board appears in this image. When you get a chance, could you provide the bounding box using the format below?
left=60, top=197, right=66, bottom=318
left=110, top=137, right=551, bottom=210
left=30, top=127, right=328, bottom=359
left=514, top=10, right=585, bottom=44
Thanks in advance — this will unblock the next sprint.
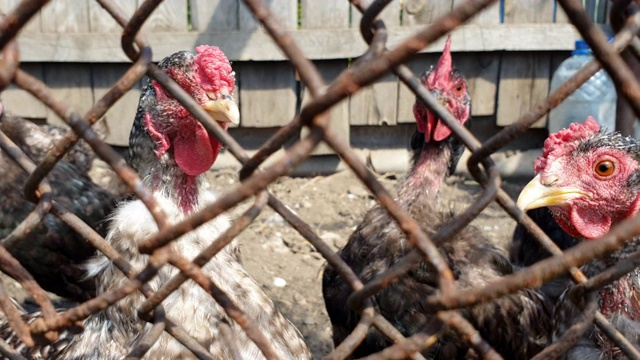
left=190, top=0, right=239, bottom=31
left=456, top=53, right=500, bottom=117
left=43, top=63, right=94, bottom=127
left=555, top=0, right=570, bottom=23
left=0, top=0, right=616, bottom=148
left=41, top=0, right=94, bottom=128
left=237, top=1, right=297, bottom=129
left=0, top=0, right=41, bottom=33
left=141, top=0, right=188, bottom=33
left=89, top=0, right=139, bottom=145
left=300, top=61, right=350, bottom=155
left=89, top=0, right=137, bottom=33
left=350, top=0, right=400, bottom=127
left=1, top=64, right=48, bottom=120
left=402, top=0, right=452, bottom=26
left=92, top=64, right=143, bottom=146
left=496, top=52, right=551, bottom=128
left=300, top=0, right=350, bottom=154
left=235, top=61, right=296, bottom=128
left=301, top=0, right=349, bottom=29
left=11, top=24, right=586, bottom=63
left=454, top=0, right=500, bottom=116
left=453, top=0, right=499, bottom=25
left=497, top=0, right=554, bottom=128
left=352, top=0, right=400, bottom=28
left=349, top=71, right=399, bottom=126
left=397, top=53, right=439, bottom=124
left=0, top=0, right=46, bottom=119
left=239, top=0, right=296, bottom=32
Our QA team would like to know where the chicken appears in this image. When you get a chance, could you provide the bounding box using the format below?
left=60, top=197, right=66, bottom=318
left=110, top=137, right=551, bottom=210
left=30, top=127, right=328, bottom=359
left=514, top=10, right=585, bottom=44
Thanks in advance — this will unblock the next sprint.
left=510, top=207, right=578, bottom=301
left=322, top=37, right=552, bottom=359
left=0, top=46, right=311, bottom=359
left=510, top=208, right=578, bottom=267
left=517, top=116, right=640, bottom=359
left=0, top=107, right=118, bottom=301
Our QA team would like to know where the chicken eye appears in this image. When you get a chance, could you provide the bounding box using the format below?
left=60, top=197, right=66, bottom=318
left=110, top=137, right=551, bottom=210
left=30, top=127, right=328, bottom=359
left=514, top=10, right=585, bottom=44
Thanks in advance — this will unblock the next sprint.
left=453, top=83, right=465, bottom=95
left=595, top=160, right=615, bottom=176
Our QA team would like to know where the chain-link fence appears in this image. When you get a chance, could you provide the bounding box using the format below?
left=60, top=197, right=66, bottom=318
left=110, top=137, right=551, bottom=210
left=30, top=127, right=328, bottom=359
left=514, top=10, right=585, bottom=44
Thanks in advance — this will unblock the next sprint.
left=1, top=0, right=640, bottom=359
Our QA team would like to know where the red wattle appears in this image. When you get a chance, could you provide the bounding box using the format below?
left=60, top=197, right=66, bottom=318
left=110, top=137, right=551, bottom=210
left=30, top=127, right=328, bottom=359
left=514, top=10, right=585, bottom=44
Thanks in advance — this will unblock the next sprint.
left=174, top=122, right=218, bottom=176
left=425, top=111, right=452, bottom=142
left=554, top=215, right=582, bottom=239
left=413, top=103, right=426, bottom=134
left=570, top=206, right=612, bottom=239
left=433, top=121, right=452, bottom=142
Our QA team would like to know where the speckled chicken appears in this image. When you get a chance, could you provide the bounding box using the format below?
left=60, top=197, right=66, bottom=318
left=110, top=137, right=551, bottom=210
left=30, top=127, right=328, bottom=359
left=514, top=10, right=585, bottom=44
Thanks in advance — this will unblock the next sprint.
left=517, top=117, right=640, bottom=359
left=0, top=46, right=311, bottom=359
left=0, top=107, right=118, bottom=301
left=322, top=37, right=552, bottom=359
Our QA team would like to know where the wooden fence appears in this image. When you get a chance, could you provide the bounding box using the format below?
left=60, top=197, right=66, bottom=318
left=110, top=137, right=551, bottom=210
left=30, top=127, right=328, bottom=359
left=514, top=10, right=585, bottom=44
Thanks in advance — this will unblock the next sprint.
left=0, top=0, right=612, bottom=151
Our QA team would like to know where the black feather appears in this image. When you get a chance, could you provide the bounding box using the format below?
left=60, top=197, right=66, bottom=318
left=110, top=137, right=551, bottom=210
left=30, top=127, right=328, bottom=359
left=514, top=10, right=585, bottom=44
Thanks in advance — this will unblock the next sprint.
left=0, top=113, right=120, bottom=301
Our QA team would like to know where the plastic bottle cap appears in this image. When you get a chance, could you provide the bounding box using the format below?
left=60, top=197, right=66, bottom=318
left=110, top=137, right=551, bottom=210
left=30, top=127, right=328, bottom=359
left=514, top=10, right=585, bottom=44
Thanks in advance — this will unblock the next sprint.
left=573, top=40, right=591, bottom=55
left=572, top=36, right=615, bottom=55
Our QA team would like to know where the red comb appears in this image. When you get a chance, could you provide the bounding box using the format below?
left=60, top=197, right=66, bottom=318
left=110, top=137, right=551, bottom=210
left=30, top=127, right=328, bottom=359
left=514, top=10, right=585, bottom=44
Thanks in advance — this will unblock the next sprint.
left=195, top=45, right=235, bottom=93
left=534, top=116, right=601, bottom=173
left=427, top=36, right=452, bottom=88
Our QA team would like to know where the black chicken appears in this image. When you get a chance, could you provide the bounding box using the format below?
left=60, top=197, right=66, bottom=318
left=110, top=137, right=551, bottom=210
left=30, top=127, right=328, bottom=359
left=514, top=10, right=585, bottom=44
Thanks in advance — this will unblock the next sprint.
left=517, top=116, right=640, bottom=359
left=510, top=208, right=578, bottom=267
left=0, top=107, right=119, bottom=301
left=322, top=37, right=552, bottom=359
left=510, top=207, right=578, bottom=301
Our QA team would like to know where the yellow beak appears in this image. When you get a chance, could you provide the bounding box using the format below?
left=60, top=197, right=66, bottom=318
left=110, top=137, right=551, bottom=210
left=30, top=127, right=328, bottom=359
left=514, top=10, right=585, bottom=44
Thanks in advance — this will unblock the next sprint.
left=516, top=174, right=589, bottom=211
left=203, top=94, right=239, bottom=125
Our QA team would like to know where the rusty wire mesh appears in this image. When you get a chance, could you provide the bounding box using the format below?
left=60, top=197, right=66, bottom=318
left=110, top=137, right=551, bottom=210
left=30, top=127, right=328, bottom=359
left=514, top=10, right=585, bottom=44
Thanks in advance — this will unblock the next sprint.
left=0, top=0, right=639, bottom=359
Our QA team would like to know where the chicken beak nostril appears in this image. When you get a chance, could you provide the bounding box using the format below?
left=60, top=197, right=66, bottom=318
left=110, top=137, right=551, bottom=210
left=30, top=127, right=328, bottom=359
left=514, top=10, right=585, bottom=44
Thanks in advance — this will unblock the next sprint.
left=202, top=96, right=240, bottom=125
left=541, top=176, right=559, bottom=186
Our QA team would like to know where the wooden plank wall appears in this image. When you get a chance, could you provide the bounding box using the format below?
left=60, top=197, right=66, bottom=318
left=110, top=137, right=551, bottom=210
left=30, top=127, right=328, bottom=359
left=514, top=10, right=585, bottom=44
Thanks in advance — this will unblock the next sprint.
left=299, top=0, right=350, bottom=154
left=0, top=0, right=611, bottom=146
left=0, top=0, right=47, bottom=120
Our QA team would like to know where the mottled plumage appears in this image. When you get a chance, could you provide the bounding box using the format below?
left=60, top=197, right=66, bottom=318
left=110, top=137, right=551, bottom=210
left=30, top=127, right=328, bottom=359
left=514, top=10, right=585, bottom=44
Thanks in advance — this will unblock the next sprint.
left=1, top=46, right=310, bottom=359
left=0, top=110, right=118, bottom=300
left=517, top=117, right=640, bottom=359
left=322, top=37, right=552, bottom=359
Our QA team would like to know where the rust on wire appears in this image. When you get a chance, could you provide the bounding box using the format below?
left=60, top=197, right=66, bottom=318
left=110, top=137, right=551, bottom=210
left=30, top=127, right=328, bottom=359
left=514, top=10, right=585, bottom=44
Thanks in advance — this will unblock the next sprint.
left=125, top=306, right=166, bottom=360
left=559, top=0, right=640, bottom=117
left=0, top=277, right=32, bottom=348
left=0, top=0, right=640, bottom=358
left=0, top=39, right=19, bottom=91
left=0, top=0, right=49, bottom=50
left=531, top=297, right=598, bottom=360
left=138, top=191, right=269, bottom=314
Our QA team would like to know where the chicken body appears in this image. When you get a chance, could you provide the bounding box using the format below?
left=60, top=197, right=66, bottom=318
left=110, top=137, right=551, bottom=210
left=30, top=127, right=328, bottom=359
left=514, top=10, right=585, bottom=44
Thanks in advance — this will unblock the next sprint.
left=518, top=117, right=640, bottom=359
left=510, top=208, right=578, bottom=267
left=0, top=110, right=118, bottom=300
left=322, top=37, right=552, bottom=359
left=0, top=46, right=310, bottom=359
left=510, top=207, right=578, bottom=301
left=70, top=192, right=307, bottom=359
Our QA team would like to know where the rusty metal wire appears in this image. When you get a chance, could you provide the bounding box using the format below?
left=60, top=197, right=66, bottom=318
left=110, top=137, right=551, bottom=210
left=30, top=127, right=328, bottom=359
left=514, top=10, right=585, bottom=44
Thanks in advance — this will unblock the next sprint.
left=0, top=0, right=639, bottom=359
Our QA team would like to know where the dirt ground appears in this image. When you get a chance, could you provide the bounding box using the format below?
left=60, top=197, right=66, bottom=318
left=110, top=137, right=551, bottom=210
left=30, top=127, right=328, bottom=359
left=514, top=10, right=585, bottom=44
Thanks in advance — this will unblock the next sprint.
left=2, top=165, right=529, bottom=359
left=206, top=169, right=528, bottom=359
